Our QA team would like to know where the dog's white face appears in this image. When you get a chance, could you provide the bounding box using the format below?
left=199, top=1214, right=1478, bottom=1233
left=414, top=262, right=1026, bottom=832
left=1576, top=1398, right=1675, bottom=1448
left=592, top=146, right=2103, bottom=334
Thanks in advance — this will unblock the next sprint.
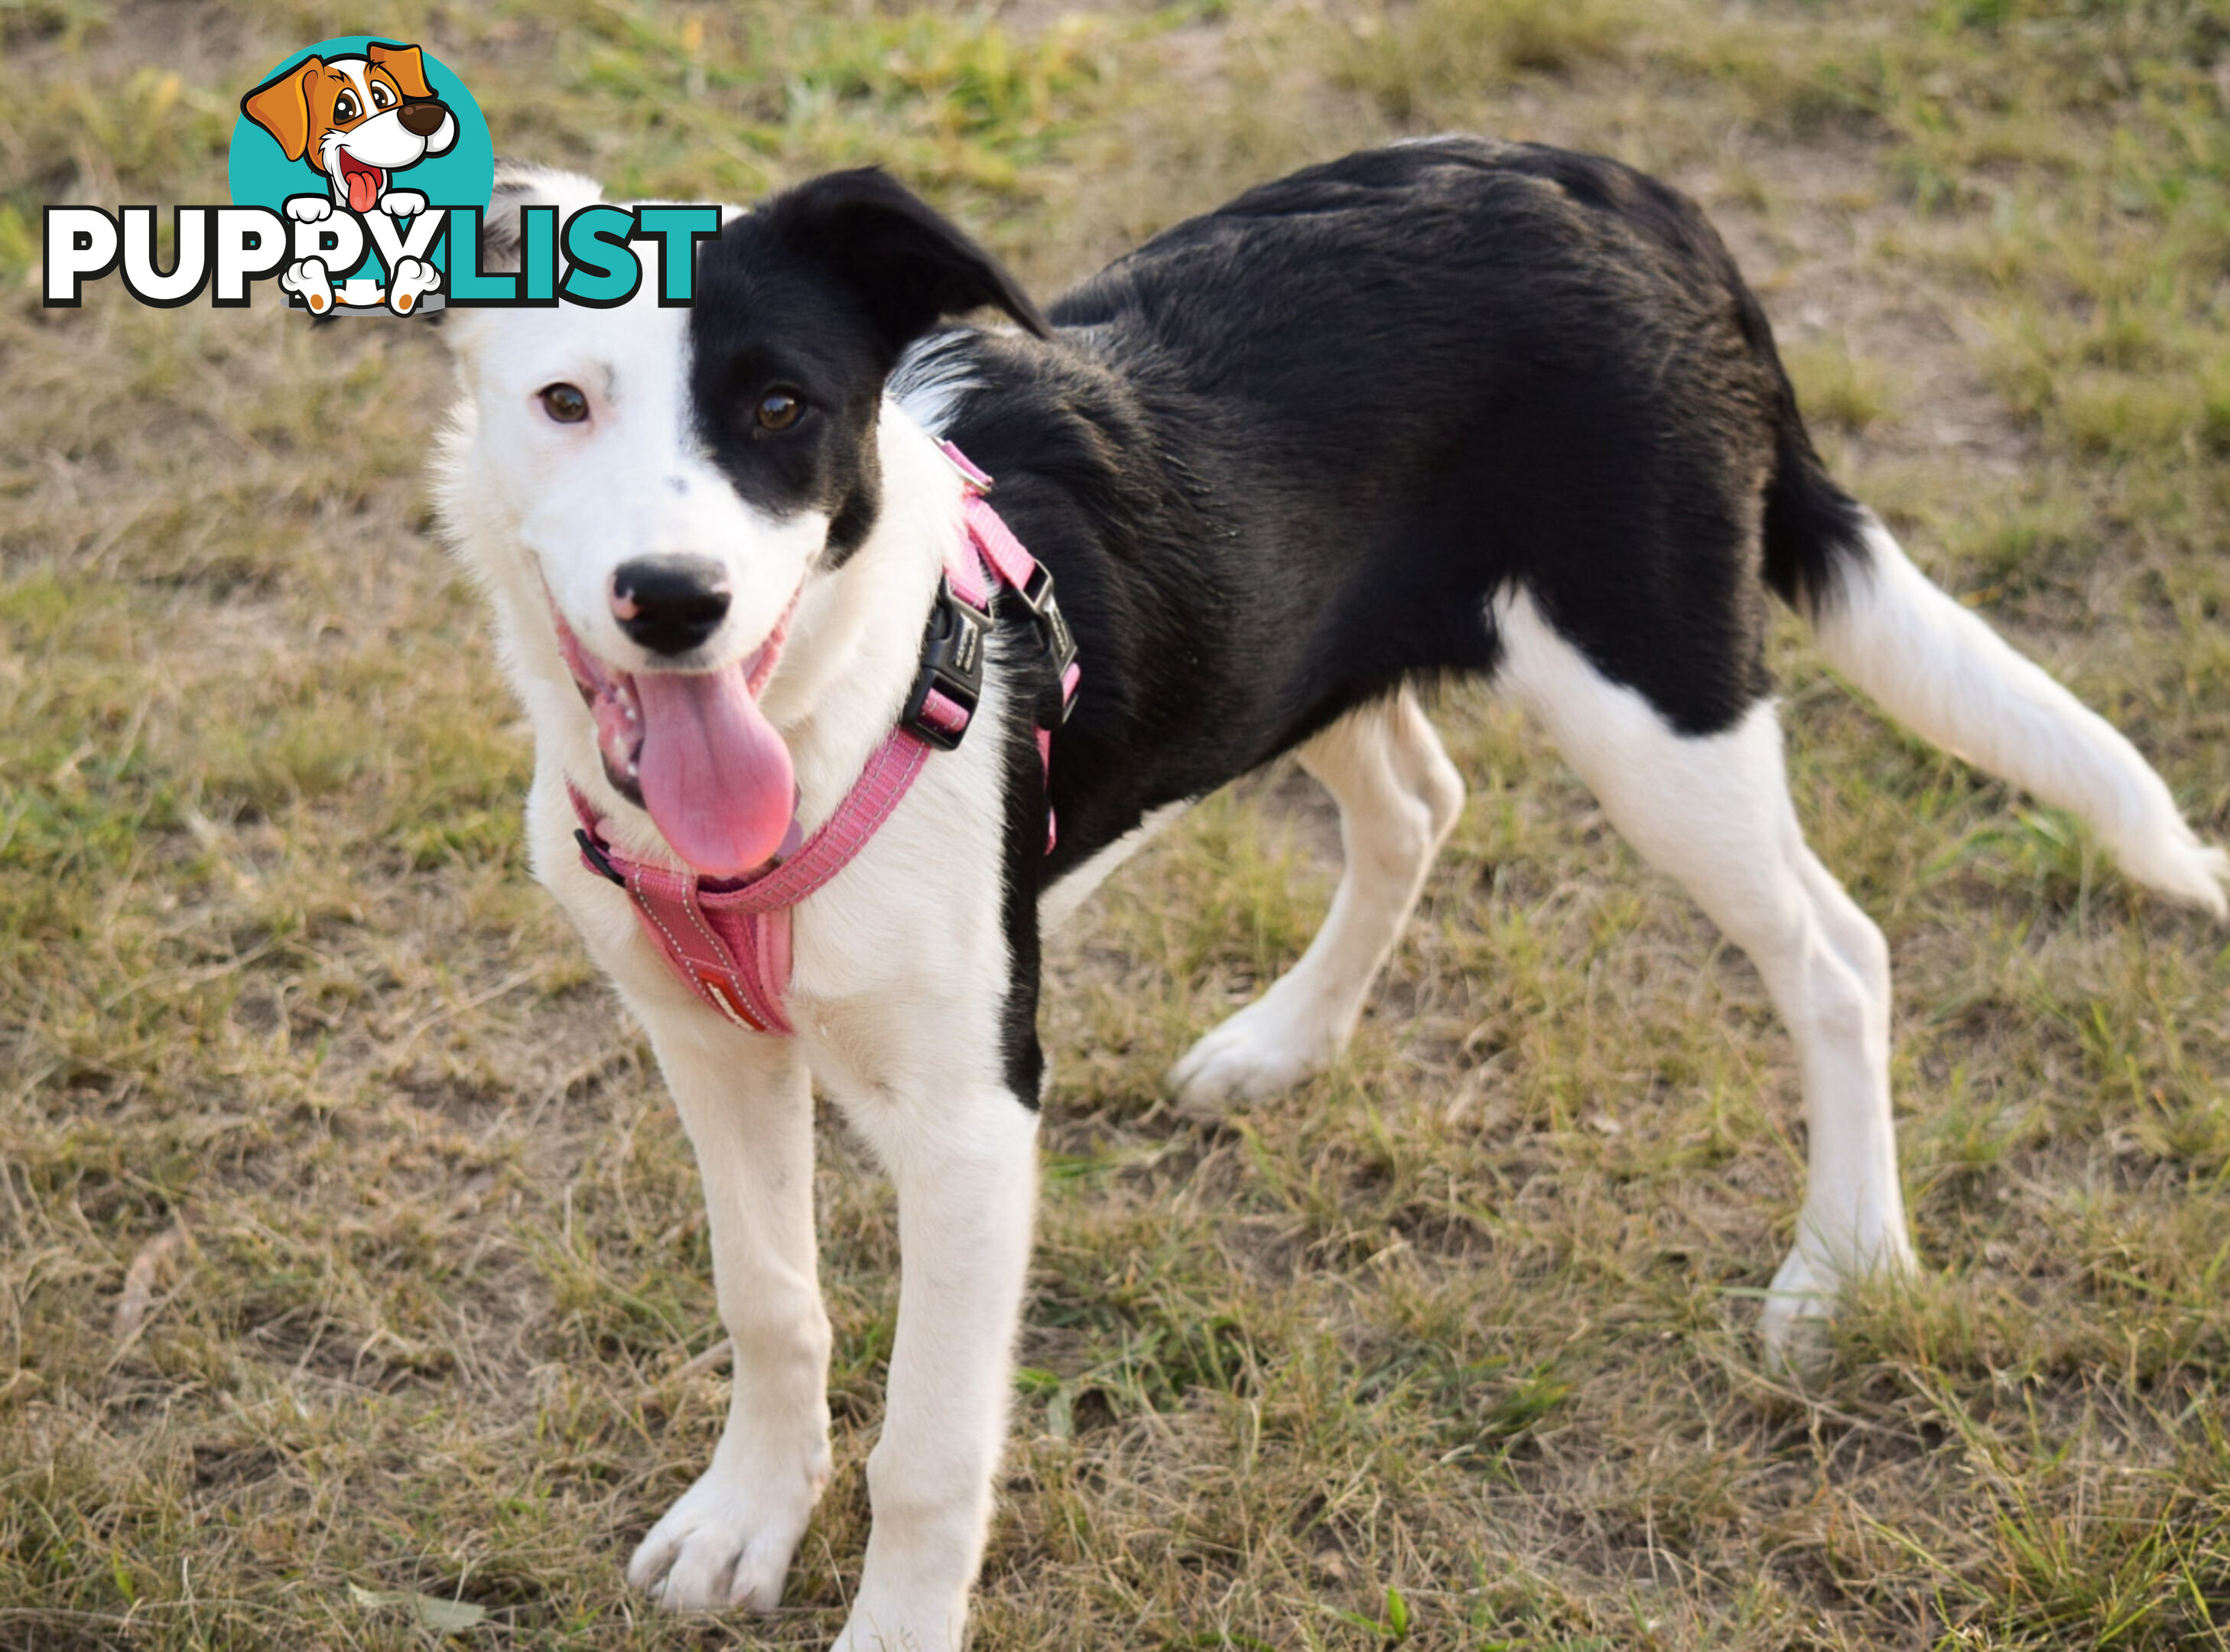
left=445, top=207, right=824, bottom=669
left=453, top=300, right=828, bottom=674
left=440, top=177, right=828, bottom=879
left=438, top=165, right=1048, bottom=880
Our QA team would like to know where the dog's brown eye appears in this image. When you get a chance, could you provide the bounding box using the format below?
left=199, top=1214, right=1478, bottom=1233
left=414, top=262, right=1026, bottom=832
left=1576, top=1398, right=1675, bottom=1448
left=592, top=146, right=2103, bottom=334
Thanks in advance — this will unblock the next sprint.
left=371, top=83, right=393, bottom=109
left=333, top=91, right=359, bottom=123
left=756, top=390, right=802, bottom=432
left=541, top=383, right=590, bottom=424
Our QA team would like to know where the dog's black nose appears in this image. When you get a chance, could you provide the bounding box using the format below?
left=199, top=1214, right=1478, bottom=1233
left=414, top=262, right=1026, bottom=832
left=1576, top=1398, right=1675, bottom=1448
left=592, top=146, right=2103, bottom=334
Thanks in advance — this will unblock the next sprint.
left=611, top=556, right=731, bottom=656
left=398, top=99, right=450, bottom=137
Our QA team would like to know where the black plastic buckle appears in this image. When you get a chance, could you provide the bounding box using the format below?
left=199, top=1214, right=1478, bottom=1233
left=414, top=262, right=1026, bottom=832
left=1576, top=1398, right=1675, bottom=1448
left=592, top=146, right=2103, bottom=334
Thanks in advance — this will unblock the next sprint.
left=900, top=575, right=991, bottom=751
left=575, top=828, right=626, bottom=886
left=1014, top=563, right=1078, bottom=726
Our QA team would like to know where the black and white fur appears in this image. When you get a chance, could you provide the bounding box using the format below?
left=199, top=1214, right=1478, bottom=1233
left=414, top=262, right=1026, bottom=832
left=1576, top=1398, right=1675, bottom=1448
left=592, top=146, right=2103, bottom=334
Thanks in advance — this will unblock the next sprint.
left=434, top=142, right=2227, bottom=1650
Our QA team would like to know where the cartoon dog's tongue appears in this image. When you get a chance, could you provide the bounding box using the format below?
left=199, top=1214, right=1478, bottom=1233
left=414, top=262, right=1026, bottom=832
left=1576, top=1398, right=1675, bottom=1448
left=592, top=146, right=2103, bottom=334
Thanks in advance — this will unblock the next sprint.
left=632, top=662, right=796, bottom=878
left=338, top=154, right=382, bottom=214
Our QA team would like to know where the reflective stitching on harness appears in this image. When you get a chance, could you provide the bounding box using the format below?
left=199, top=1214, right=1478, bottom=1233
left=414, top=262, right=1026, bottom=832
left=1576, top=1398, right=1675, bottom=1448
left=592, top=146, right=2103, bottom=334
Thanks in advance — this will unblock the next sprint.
left=678, top=883, right=769, bottom=1032
left=628, top=865, right=757, bottom=1031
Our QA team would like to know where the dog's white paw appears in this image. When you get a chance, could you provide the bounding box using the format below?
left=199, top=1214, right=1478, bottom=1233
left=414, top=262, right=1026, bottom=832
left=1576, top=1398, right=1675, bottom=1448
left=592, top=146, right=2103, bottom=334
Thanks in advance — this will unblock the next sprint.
left=385, top=255, right=440, bottom=316
left=284, top=194, right=332, bottom=223
left=831, top=1589, right=964, bottom=1652
left=1757, top=1229, right=1916, bottom=1378
left=1168, top=995, right=1339, bottom=1110
left=381, top=189, right=427, bottom=218
left=627, top=1468, right=814, bottom=1613
left=279, top=257, right=333, bottom=314
left=1757, top=1244, right=1836, bottom=1379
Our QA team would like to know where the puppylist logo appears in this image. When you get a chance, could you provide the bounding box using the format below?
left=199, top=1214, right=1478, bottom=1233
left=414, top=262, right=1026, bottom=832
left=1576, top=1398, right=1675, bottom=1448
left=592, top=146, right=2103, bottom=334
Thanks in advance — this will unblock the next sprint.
left=235, top=36, right=486, bottom=315
left=44, top=36, right=720, bottom=316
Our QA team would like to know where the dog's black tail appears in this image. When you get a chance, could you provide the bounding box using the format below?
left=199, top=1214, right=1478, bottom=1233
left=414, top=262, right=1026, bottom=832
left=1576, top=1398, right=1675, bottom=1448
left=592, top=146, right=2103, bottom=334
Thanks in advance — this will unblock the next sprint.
left=1739, top=289, right=1869, bottom=618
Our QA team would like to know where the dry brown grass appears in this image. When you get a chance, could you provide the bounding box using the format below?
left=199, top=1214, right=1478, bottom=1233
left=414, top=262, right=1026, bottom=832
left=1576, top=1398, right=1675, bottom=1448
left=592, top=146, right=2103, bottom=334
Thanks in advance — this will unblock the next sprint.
left=5, top=2, right=2229, bottom=1648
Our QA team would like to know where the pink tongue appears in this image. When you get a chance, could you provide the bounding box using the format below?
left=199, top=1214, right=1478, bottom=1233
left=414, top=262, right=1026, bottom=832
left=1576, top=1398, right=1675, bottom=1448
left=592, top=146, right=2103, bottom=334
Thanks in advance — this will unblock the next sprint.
left=633, top=662, right=797, bottom=877
left=346, top=168, right=379, bottom=213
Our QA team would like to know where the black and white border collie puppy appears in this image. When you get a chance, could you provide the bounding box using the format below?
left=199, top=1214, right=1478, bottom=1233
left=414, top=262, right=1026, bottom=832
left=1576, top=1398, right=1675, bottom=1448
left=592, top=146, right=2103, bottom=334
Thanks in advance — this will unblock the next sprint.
left=435, top=142, right=2226, bottom=1648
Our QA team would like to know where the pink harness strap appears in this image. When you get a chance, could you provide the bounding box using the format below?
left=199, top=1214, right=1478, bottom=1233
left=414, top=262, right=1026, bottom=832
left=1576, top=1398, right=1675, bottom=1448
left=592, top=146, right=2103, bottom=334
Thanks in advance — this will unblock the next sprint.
left=571, top=444, right=1076, bottom=1034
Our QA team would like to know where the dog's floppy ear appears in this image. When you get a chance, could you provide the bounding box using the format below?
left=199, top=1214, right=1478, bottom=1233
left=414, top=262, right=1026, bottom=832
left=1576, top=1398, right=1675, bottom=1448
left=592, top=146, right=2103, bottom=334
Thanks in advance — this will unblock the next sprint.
left=365, top=41, right=436, bottom=101
left=441, top=164, right=607, bottom=350
left=760, top=167, right=1050, bottom=356
left=240, top=57, right=323, bottom=163
left=477, top=161, right=606, bottom=272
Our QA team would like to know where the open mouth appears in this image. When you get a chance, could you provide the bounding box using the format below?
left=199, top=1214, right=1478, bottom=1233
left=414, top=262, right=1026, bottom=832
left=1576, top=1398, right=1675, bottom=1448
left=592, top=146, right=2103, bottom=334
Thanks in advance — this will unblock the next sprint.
left=333, top=150, right=387, bottom=214
left=549, top=590, right=804, bottom=879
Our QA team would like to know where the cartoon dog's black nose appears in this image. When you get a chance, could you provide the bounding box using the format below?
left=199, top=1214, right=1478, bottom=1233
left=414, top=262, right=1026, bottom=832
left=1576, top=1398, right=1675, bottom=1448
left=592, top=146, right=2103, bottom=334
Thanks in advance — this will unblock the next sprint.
left=398, top=99, right=450, bottom=138
left=611, top=556, right=731, bottom=656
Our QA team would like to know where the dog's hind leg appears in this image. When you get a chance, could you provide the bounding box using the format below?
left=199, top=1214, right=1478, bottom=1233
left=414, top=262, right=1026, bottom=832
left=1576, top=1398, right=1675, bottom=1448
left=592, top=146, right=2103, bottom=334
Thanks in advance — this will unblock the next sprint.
left=627, top=1023, right=833, bottom=1613
left=1493, top=589, right=1914, bottom=1367
left=1170, top=686, right=1464, bottom=1107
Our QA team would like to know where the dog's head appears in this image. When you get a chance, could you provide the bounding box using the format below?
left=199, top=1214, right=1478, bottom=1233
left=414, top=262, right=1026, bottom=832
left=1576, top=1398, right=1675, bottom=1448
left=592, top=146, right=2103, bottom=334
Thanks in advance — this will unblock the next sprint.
left=240, top=42, right=458, bottom=213
left=437, top=164, right=1047, bottom=878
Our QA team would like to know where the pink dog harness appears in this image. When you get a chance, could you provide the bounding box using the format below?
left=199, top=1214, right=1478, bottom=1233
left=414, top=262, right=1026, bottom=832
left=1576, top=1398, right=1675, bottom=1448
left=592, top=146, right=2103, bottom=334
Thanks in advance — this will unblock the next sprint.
left=568, top=444, right=1078, bottom=1035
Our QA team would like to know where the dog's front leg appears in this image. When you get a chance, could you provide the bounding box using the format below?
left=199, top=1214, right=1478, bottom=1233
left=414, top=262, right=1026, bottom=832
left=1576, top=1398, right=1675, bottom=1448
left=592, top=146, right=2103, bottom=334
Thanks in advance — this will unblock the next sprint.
left=627, top=1017, right=833, bottom=1613
left=831, top=1075, right=1039, bottom=1652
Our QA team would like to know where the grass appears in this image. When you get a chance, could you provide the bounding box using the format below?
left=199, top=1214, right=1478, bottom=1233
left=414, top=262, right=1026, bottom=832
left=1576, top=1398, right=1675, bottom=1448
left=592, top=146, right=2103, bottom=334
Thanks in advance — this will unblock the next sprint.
left=4, top=0, right=2230, bottom=1647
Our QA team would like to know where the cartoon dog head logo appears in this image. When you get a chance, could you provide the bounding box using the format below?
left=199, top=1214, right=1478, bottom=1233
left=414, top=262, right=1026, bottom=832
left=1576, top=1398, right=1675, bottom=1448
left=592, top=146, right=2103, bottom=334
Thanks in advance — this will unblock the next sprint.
left=241, top=43, right=458, bottom=218
left=230, top=37, right=492, bottom=317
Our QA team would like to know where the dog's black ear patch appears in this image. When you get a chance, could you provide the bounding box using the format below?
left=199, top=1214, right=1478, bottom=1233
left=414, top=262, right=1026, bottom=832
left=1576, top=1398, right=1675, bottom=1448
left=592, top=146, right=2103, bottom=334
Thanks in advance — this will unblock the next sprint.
left=759, top=168, right=1050, bottom=355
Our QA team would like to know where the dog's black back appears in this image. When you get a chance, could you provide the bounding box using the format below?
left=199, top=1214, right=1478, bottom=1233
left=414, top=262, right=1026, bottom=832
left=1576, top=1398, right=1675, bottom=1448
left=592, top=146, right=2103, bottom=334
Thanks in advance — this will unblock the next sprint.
left=909, top=138, right=1862, bottom=881
left=684, top=138, right=1874, bottom=1097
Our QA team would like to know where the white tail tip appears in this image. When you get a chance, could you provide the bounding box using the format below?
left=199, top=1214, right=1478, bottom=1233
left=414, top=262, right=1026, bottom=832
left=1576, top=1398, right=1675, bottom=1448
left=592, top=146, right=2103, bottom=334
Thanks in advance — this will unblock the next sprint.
left=2118, top=831, right=2229, bottom=920
left=1811, top=515, right=2229, bottom=923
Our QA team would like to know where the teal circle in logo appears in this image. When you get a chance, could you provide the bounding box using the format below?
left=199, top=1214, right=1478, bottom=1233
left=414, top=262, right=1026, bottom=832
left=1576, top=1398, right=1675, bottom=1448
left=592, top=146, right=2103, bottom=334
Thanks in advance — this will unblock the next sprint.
left=229, top=36, right=493, bottom=294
